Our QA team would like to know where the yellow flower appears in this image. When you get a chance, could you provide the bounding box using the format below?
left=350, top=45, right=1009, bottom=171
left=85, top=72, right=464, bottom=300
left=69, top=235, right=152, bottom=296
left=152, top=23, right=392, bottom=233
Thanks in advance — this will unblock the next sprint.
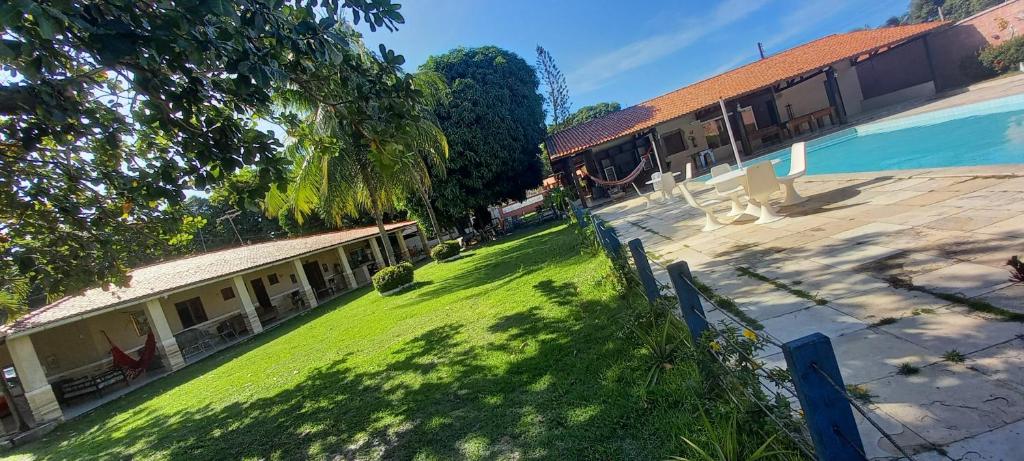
left=709, top=341, right=722, bottom=352
left=743, top=329, right=757, bottom=341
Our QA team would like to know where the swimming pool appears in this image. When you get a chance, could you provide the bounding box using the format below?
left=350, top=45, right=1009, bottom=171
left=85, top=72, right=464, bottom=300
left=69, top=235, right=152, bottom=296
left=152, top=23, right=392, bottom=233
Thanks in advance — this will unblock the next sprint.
left=754, top=93, right=1024, bottom=176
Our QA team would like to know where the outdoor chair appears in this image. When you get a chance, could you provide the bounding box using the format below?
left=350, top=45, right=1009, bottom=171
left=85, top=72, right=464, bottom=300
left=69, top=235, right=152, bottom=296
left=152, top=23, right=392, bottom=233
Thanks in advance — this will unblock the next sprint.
left=709, top=164, right=747, bottom=216
left=681, top=163, right=725, bottom=232
left=659, top=172, right=680, bottom=201
left=743, top=162, right=785, bottom=224
left=777, top=142, right=808, bottom=206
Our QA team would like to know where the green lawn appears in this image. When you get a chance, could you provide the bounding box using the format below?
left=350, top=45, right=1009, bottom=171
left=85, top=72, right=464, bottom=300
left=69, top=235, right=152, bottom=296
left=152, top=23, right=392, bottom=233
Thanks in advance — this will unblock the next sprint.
left=6, top=223, right=778, bottom=460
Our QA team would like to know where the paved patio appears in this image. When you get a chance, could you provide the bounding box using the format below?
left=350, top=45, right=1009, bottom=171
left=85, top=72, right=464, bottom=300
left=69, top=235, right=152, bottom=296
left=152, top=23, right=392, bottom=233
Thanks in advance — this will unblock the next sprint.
left=595, top=165, right=1024, bottom=459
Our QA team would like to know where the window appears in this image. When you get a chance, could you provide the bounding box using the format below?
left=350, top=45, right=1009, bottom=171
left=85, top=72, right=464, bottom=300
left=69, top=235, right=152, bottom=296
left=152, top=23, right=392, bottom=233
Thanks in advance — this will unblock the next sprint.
left=174, top=297, right=208, bottom=329
left=129, top=311, right=150, bottom=336
left=221, top=286, right=235, bottom=300
left=290, top=273, right=298, bottom=284
left=268, top=274, right=279, bottom=285
left=661, top=130, right=686, bottom=154
left=322, top=263, right=329, bottom=273
left=333, top=263, right=341, bottom=274
left=702, top=118, right=731, bottom=149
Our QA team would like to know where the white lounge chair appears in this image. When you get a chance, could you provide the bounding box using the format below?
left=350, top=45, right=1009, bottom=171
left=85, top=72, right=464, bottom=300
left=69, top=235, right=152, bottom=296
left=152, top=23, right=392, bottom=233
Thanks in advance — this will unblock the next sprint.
left=682, top=163, right=725, bottom=232
left=778, top=142, right=808, bottom=206
left=743, top=162, right=785, bottom=224
left=709, top=164, right=747, bottom=216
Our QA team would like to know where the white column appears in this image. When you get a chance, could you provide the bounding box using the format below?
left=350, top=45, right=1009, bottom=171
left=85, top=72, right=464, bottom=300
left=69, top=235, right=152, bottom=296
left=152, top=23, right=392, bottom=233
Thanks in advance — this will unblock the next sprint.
left=232, top=276, right=263, bottom=335
left=719, top=98, right=743, bottom=167
left=336, top=246, right=357, bottom=289
left=368, top=238, right=385, bottom=267
left=396, top=230, right=410, bottom=262
left=144, top=299, right=186, bottom=371
left=291, top=259, right=318, bottom=308
left=7, top=335, right=62, bottom=424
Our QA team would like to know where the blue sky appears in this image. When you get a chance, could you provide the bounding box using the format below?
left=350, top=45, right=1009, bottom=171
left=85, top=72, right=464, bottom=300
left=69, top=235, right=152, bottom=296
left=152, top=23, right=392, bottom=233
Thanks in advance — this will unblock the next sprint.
left=357, top=0, right=909, bottom=118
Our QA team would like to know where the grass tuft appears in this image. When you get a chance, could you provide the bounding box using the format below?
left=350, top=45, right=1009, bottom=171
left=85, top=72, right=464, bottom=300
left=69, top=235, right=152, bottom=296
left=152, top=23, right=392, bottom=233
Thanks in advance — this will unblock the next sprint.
left=887, top=276, right=1024, bottom=322
left=870, top=317, right=899, bottom=327
left=691, top=277, right=764, bottom=330
left=943, top=350, right=966, bottom=363
left=897, top=362, right=921, bottom=376
left=845, top=384, right=876, bottom=404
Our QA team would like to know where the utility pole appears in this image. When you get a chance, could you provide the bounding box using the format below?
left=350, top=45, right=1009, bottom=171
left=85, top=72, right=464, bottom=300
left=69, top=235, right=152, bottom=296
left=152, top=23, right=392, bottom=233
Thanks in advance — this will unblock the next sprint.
left=217, top=211, right=244, bottom=245
left=758, top=42, right=766, bottom=59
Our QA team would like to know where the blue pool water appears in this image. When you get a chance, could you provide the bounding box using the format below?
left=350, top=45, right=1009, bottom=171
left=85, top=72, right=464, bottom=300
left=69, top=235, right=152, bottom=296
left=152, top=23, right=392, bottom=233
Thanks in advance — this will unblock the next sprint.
left=751, top=94, right=1024, bottom=176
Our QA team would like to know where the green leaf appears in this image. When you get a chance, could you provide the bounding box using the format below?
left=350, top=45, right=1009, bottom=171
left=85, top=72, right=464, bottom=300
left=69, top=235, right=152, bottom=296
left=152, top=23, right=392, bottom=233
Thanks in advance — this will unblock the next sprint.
left=34, top=11, right=58, bottom=40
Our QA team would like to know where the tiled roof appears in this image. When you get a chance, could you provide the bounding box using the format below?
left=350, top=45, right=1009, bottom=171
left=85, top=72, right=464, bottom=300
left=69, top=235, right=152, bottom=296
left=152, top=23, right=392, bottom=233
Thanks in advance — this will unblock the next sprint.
left=546, top=22, right=946, bottom=159
left=3, top=222, right=416, bottom=336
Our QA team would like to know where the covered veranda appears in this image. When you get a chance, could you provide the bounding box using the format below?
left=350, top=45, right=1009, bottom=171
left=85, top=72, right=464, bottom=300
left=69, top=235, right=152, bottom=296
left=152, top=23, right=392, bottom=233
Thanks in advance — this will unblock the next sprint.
left=0, top=222, right=428, bottom=431
left=546, top=22, right=946, bottom=206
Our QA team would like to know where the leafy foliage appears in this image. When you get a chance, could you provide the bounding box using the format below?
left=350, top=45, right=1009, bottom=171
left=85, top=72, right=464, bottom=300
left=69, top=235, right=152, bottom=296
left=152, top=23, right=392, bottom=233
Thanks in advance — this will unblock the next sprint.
left=420, top=47, right=546, bottom=228
left=371, top=261, right=413, bottom=293
left=903, top=0, right=1002, bottom=24
left=979, top=35, right=1024, bottom=74
left=0, top=0, right=405, bottom=303
left=430, top=240, right=461, bottom=261
left=550, top=102, right=622, bottom=133
left=264, top=31, right=447, bottom=267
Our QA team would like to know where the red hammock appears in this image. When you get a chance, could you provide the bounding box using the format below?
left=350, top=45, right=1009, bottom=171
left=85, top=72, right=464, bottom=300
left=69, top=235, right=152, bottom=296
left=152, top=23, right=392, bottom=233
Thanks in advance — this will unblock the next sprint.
left=103, top=331, right=157, bottom=380
left=587, top=148, right=652, bottom=187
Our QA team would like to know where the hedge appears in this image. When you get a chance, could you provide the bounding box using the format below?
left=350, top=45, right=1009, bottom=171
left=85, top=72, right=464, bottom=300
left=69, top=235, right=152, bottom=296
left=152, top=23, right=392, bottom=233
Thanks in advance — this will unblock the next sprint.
left=372, top=262, right=414, bottom=293
left=431, top=240, right=461, bottom=261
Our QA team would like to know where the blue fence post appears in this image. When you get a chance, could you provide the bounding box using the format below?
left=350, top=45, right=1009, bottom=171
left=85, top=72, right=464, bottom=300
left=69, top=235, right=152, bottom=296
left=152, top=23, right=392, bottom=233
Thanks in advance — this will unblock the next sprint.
left=783, top=333, right=864, bottom=461
left=628, top=239, right=660, bottom=304
left=603, top=223, right=622, bottom=259
left=666, top=261, right=709, bottom=345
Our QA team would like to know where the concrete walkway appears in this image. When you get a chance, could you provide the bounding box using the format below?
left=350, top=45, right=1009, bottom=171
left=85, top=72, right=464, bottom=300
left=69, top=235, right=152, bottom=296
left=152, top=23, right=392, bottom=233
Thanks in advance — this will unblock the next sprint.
left=595, top=165, right=1024, bottom=459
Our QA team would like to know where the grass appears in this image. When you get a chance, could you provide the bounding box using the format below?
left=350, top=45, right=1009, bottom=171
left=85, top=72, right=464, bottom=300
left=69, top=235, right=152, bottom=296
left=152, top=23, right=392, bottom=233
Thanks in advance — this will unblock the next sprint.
left=943, top=350, right=966, bottom=363
left=735, top=267, right=828, bottom=306
left=887, top=276, right=1024, bottom=322
left=897, top=363, right=921, bottom=376
left=845, top=384, right=875, bottom=404
left=690, top=277, right=765, bottom=330
left=5, top=224, right=799, bottom=460
left=870, top=317, right=899, bottom=327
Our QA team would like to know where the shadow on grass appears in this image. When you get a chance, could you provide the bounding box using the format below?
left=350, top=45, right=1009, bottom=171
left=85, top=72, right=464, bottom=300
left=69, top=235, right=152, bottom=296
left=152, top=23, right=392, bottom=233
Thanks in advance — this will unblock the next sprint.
left=20, top=222, right=707, bottom=460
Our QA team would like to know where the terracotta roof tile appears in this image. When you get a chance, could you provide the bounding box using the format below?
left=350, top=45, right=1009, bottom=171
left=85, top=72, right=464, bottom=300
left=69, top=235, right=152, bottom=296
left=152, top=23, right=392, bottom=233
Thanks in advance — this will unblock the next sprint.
left=547, top=22, right=946, bottom=159
left=3, top=222, right=416, bottom=336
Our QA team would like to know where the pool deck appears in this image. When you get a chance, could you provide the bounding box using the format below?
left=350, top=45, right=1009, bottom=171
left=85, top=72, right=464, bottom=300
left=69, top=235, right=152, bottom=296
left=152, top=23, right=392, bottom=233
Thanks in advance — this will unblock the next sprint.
left=594, top=165, right=1024, bottom=459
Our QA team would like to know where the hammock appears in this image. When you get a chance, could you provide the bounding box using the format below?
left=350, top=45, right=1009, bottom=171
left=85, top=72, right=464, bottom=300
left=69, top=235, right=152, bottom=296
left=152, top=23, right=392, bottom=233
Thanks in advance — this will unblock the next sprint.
left=588, top=150, right=651, bottom=187
left=103, top=331, right=157, bottom=380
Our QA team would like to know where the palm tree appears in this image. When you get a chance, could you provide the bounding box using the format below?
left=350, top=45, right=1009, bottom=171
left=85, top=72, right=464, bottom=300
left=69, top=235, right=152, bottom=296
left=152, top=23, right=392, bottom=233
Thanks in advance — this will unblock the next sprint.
left=265, top=41, right=448, bottom=266
left=401, top=71, right=450, bottom=241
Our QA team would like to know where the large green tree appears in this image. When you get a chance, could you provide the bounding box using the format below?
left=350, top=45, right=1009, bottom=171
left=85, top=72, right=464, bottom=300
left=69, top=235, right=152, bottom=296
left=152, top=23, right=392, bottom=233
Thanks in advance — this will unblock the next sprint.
left=420, top=47, right=546, bottom=228
left=0, top=0, right=404, bottom=303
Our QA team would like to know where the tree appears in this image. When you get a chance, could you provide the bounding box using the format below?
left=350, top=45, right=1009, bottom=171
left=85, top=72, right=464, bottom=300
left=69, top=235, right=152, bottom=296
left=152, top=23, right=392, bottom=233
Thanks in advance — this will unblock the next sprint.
left=266, top=31, right=437, bottom=266
left=559, top=102, right=622, bottom=132
left=942, top=0, right=1002, bottom=21
left=908, top=0, right=943, bottom=23
left=420, top=47, right=546, bottom=229
left=1, top=0, right=405, bottom=304
left=536, top=46, right=571, bottom=127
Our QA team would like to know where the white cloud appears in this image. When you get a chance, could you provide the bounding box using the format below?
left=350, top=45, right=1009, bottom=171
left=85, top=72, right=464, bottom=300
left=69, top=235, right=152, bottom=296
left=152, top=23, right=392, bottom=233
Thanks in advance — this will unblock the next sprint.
left=566, top=0, right=771, bottom=95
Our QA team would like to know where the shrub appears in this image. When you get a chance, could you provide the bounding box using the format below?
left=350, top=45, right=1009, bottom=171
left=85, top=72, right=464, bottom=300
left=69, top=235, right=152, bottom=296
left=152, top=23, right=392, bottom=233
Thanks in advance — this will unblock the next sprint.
left=431, top=240, right=461, bottom=261
left=372, top=262, right=414, bottom=293
left=959, top=52, right=996, bottom=82
left=979, top=36, right=1024, bottom=74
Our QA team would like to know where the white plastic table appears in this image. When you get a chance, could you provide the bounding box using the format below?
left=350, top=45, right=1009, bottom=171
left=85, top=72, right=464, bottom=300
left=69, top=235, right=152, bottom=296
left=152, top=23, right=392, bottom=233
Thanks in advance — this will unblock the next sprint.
left=703, top=159, right=782, bottom=187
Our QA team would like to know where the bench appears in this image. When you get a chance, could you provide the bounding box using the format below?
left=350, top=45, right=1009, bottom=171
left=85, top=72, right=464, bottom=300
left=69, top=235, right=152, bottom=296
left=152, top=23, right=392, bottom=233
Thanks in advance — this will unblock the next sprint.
left=55, top=367, right=128, bottom=403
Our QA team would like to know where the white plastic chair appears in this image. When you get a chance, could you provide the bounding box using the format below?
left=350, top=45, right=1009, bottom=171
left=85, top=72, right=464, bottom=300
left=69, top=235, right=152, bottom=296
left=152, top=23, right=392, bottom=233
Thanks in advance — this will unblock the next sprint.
left=710, top=164, right=746, bottom=216
left=651, top=172, right=663, bottom=192
left=777, top=142, right=808, bottom=206
left=659, top=173, right=679, bottom=201
left=743, top=162, right=785, bottom=224
left=681, top=163, right=725, bottom=232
